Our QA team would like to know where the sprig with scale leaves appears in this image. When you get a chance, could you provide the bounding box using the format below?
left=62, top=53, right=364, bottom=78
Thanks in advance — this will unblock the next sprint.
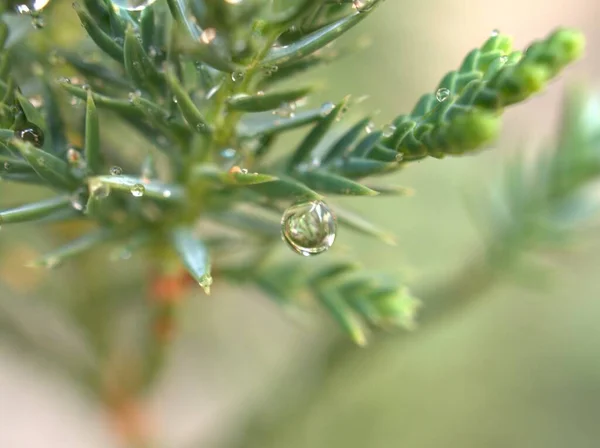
left=0, top=0, right=584, bottom=343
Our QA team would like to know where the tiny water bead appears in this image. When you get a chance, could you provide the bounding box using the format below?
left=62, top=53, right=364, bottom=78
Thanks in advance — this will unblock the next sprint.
left=281, top=200, right=337, bottom=257
left=365, top=121, right=376, bottom=134
left=231, top=71, right=245, bottom=82
left=352, top=0, right=371, bottom=12
left=110, top=0, right=158, bottom=11
left=436, top=87, right=450, bottom=102
left=89, top=179, right=110, bottom=199
left=199, top=274, right=213, bottom=295
left=10, top=0, right=51, bottom=13
left=382, top=123, right=397, bottom=137
left=16, top=124, right=44, bottom=148
left=110, top=166, right=123, bottom=176
left=320, top=102, right=336, bottom=117
left=130, top=183, right=145, bottom=197
left=199, top=28, right=217, bottom=45
left=274, top=102, right=296, bottom=118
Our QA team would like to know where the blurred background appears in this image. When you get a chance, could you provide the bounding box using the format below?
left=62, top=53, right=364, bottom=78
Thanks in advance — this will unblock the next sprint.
left=2, top=0, right=600, bottom=447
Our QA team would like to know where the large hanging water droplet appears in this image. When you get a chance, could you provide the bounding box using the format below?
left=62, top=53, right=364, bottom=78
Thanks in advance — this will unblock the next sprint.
left=281, top=200, right=337, bottom=256
left=10, top=0, right=51, bottom=14
left=435, top=88, right=450, bottom=102
left=110, top=0, right=158, bottom=11
left=16, top=124, right=44, bottom=148
left=130, top=183, right=145, bottom=197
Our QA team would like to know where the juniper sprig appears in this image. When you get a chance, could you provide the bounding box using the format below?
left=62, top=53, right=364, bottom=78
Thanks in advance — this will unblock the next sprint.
left=0, top=0, right=585, bottom=347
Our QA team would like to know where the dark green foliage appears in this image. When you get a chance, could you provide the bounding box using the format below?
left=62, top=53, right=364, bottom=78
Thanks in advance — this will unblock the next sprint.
left=0, top=0, right=584, bottom=342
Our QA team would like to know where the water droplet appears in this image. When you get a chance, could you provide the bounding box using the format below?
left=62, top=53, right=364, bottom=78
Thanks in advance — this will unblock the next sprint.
left=31, top=14, right=44, bottom=29
left=42, top=256, right=60, bottom=269
left=110, top=166, right=123, bottom=176
left=352, top=0, right=373, bottom=12
left=3, top=162, right=11, bottom=171
left=130, top=183, right=145, bottom=197
left=365, top=121, right=375, bottom=134
left=199, top=274, right=213, bottom=294
left=320, top=102, right=335, bottom=117
left=436, top=88, right=450, bottom=102
left=12, top=0, right=51, bottom=14
left=231, top=71, right=244, bottom=82
left=66, top=148, right=81, bottom=164
left=69, top=189, right=87, bottom=212
left=256, top=90, right=265, bottom=96
left=382, top=123, right=397, bottom=138
left=89, top=178, right=110, bottom=199
left=491, top=29, right=500, bottom=37
left=274, top=102, right=296, bottom=118
left=128, top=90, right=141, bottom=103
left=110, top=0, right=158, bottom=11
left=162, top=190, right=172, bottom=198
left=281, top=200, right=337, bottom=256
left=395, top=152, right=404, bottom=162
left=28, top=95, right=43, bottom=108
left=16, top=124, right=44, bottom=148
left=499, top=55, right=508, bottom=64
left=199, top=28, right=217, bottom=44
left=110, top=247, right=132, bottom=261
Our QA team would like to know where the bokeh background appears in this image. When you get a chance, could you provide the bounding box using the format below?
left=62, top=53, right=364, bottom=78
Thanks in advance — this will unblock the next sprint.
left=2, top=0, right=600, bottom=447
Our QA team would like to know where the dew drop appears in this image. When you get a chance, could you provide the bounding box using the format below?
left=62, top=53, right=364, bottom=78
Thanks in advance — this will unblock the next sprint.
left=69, top=189, right=87, bottom=212
left=3, top=162, right=11, bottom=171
left=231, top=71, right=244, bottom=82
left=320, top=102, right=335, bottom=117
left=89, top=178, right=110, bottom=199
left=199, top=28, right=217, bottom=44
left=110, top=166, right=123, bottom=176
left=352, top=0, right=373, bottom=12
left=12, top=0, right=51, bottom=14
left=281, top=200, right=337, bottom=256
left=274, top=102, right=296, bottom=118
left=66, top=148, right=81, bottom=164
left=436, top=87, right=450, bottom=102
left=365, top=121, right=375, bottom=134
left=199, top=274, right=213, bottom=294
left=382, top=123, right=397, bottom=138
left=110, top=0, right=158, bottom=11
left=395, top=152, right=404, bottom=162
left=491, top=28, right=500, bottom=37
left=499, top=55, right=508, bottom=64
left=42, top=256, right=60, bottom=269
left=130, top=183, right=145, bottom=197
left=31, top=14, right=44, bottom=29
left=220, top=148, right=237, bottom=159
left=16, top=124, right=44, bottom=148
